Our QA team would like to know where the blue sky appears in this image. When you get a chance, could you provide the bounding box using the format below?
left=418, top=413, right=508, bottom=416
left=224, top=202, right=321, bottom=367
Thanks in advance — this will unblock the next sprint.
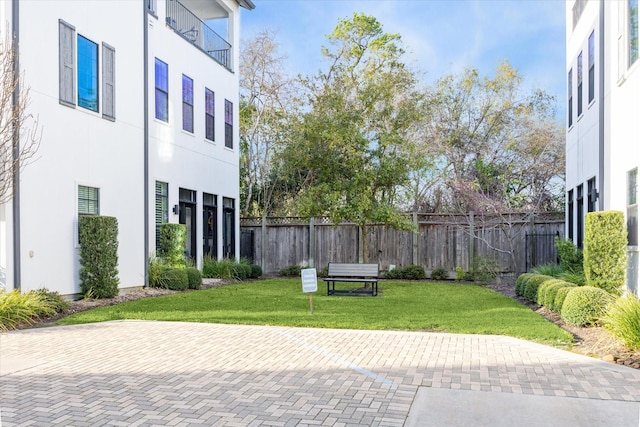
left=241, top=0, right=567, bottom=120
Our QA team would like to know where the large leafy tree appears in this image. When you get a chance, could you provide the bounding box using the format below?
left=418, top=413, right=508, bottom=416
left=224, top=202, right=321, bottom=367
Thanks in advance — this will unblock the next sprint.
left=282, top=14, right=425, bottom=242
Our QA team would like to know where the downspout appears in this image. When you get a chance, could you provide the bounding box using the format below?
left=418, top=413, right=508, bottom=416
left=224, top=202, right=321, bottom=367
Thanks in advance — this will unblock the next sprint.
left=12, top=0, right=20, bottom=291
left=598, top=0, right=605, bottom=211
left=143, top=3, right=149, bottom=287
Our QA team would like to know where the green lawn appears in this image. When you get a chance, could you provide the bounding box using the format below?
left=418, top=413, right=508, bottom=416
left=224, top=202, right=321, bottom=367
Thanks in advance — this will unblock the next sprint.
left=57, top=279, right=573, bottom=345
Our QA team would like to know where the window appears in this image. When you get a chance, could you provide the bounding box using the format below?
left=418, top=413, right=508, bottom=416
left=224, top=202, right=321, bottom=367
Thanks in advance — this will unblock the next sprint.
left=102, top=43, right=115, bottom=120
left=588, top=31, right=595, bottom=104
left=203, top=193, right=217, bottom=258
left=225, top=100, right=233, bottom=148
left=77, top=35, right=99, bottom=112
left=155, top=58, right=168, bottom=122
left=577, top=52, right=583, bottom=117
left=78, top=185, right=99, bottom=216
left=568, top=69, right=573, bottom=127
left=222, top=197, right=235, bottom=258
left=630, top=0, right=639, bottom=67
left=573, top=0, right=587, bottom=29
left=577, top=184, right=584, bottom=248
left=182, top=75, right=194, bottom=133
left=629, top=168, right=638, bottom=246
left=205, top=88, right=215, bottom=141
left=155, top=181, right=168, bottom=250
left=568, top=189, right=574, bottom=241
left=587, top=177, right=597, bottom=213
left=59, top=20, right=76, bottom=106
left=78, top=185, right=99, bottom=243
left=146, top=0, right=157, bottom=16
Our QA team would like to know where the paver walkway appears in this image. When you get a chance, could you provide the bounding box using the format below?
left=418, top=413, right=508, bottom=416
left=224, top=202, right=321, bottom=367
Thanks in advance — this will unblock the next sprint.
left=1, top=320, right=639, bottom=426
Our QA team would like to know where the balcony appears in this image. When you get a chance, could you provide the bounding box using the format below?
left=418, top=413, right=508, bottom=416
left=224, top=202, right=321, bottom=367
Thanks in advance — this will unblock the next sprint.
left=166, top=0, right=232, bottom=71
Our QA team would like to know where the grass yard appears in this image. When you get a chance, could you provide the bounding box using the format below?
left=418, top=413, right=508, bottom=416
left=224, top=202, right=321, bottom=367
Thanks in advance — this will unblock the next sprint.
left=57, top=279, right=573, bottom=345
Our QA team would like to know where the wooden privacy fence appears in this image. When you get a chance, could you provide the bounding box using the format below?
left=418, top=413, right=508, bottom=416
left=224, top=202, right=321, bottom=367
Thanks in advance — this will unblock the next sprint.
left=240, top=212, right=565, bottom=276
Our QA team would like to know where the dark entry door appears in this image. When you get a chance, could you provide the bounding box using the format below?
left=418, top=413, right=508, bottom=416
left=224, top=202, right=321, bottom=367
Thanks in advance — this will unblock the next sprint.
left=222, top=197, right=235, bottom=259
left=179, top=188, right=197, bottom=262
left=203, top=206, right=217, bottom=258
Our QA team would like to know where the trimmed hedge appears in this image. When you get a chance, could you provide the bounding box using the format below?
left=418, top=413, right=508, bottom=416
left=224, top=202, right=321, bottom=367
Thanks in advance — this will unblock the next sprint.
left=537, top=279, right=566, bottom=307
left=79, top=215, right=119, bottom=299
left=560, top=286, right=614, bottom=326
left=523, top=275, right=554, bottom=303
left=583, top=211, right=627, bottom=296
left=249, top=264, right=263, bottom=279
left=546, top=282, right=577, bottom=312
left=185, top=267, right=202, bottom=290
left=515, top=273, right=535, bottom=297
left=160, top=268, right=189, bottom=291
left=158, top=223, right=187, bottom=268
left=554, top=287, right=574, bottom=314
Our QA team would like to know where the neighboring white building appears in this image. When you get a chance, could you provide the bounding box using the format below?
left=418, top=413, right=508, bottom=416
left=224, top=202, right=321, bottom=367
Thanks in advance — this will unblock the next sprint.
left=566, top=0, right=639, bottom=296
left=0, top=0, right=254, bottom=297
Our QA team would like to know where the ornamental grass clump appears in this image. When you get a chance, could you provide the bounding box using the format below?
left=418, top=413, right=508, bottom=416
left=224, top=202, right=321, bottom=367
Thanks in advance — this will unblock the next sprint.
left=0, top=290, right=56, bottom=331
left=603, top=295, right=640, bottom=350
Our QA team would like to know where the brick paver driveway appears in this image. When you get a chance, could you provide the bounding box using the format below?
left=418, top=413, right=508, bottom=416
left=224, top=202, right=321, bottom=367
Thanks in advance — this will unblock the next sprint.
left=1, top=320, right=639, bottom=426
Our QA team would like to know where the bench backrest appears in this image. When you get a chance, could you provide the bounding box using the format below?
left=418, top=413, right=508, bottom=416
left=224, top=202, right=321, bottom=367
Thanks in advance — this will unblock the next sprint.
left=327, top=263, right=379, bottom=278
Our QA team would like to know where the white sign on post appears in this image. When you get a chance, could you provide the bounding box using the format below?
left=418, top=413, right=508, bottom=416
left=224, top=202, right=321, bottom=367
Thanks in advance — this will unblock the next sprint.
left=301, top=268, right=318, bottom=293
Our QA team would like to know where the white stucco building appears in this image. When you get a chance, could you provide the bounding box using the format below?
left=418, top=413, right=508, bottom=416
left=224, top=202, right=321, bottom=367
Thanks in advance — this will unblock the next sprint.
left=566, top=0, right=639, bottom=296
left=0, top=0, right=254, bottom=297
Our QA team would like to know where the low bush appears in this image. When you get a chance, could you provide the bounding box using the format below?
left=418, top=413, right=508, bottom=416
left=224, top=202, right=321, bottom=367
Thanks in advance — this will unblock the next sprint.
left=515, top=273, right=535, bottom=297
left=160, top=268, right=189, bottom=291
left=185, top=267, right=202, bottom=290
left=523, top=275, right=554, bottom=303
left=279, top=265, right=302, bottom=277
left=455, top=267, right=466, bottom=281
left=561, top=286, right=614, bottom=326
left=148, top=257, right=169, bottom=288
left=546, top=282, right=577, bottom=312
left=232, top=263, right=251, bottom=281
left=538, top=279, right=572, bottom=308
left=554, top=287, right=574, bottom=314
left=473, top=256, right=500, bottom=283
left=384, top=268, right=402, bottom=279
left=403, top=265, right=426, bottom=280
left=530, top=263, right=564, bottom=278
left=430, top=268, right=448, bottom=281
left=603, top=295, right=640, bottom=350
left=30, top=288, right=69, bottom=314
left=249, top=264, right=263, bottom=279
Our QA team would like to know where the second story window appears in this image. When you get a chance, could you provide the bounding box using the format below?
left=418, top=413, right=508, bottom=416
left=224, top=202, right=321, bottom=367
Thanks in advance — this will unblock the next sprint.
left=588, top=31, right=595, bottom=104
left=225, top=99, right=233, bottom=149
left=568, top=69, right=573, bottom=128
left=155, top=58, right=168, bottom=122
left=205, top=88, right=215, bottom=141
left=77, top=35, right=99, bottom=112
left=182, top=74, right=194, bottom=133
left=577, top=52, right=583, bottom=117
left=630, top=0, right=639, bottom=67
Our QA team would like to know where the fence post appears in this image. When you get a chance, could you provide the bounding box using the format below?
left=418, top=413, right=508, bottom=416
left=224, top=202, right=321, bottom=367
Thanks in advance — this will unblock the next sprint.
left=469, top=211, right=475, bottom=272
left=309, top=217, right=315, bottom=268
left=358, top=226, right=364, bottom=263
left=261, top=213, right=267, bottom=272
left=412, top=212, right=418, bottom=265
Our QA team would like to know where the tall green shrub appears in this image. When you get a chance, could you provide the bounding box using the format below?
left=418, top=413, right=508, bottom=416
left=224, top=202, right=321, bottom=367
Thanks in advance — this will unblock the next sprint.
left=555, top=237, right=583, bottom=273
left=79, top=216, right=119, bottom=299
left=583, top=211, right=627, bottom=296
left=158, top=223, right=187, bottom=268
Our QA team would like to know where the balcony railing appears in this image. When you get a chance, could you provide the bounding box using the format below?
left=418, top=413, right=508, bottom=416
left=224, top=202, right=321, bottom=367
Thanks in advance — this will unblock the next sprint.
left=166, top=0, right=231, bottom=71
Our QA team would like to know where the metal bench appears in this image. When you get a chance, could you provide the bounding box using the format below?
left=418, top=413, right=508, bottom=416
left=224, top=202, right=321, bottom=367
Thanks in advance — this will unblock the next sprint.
left=324, top=263, right=379, bottom=296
